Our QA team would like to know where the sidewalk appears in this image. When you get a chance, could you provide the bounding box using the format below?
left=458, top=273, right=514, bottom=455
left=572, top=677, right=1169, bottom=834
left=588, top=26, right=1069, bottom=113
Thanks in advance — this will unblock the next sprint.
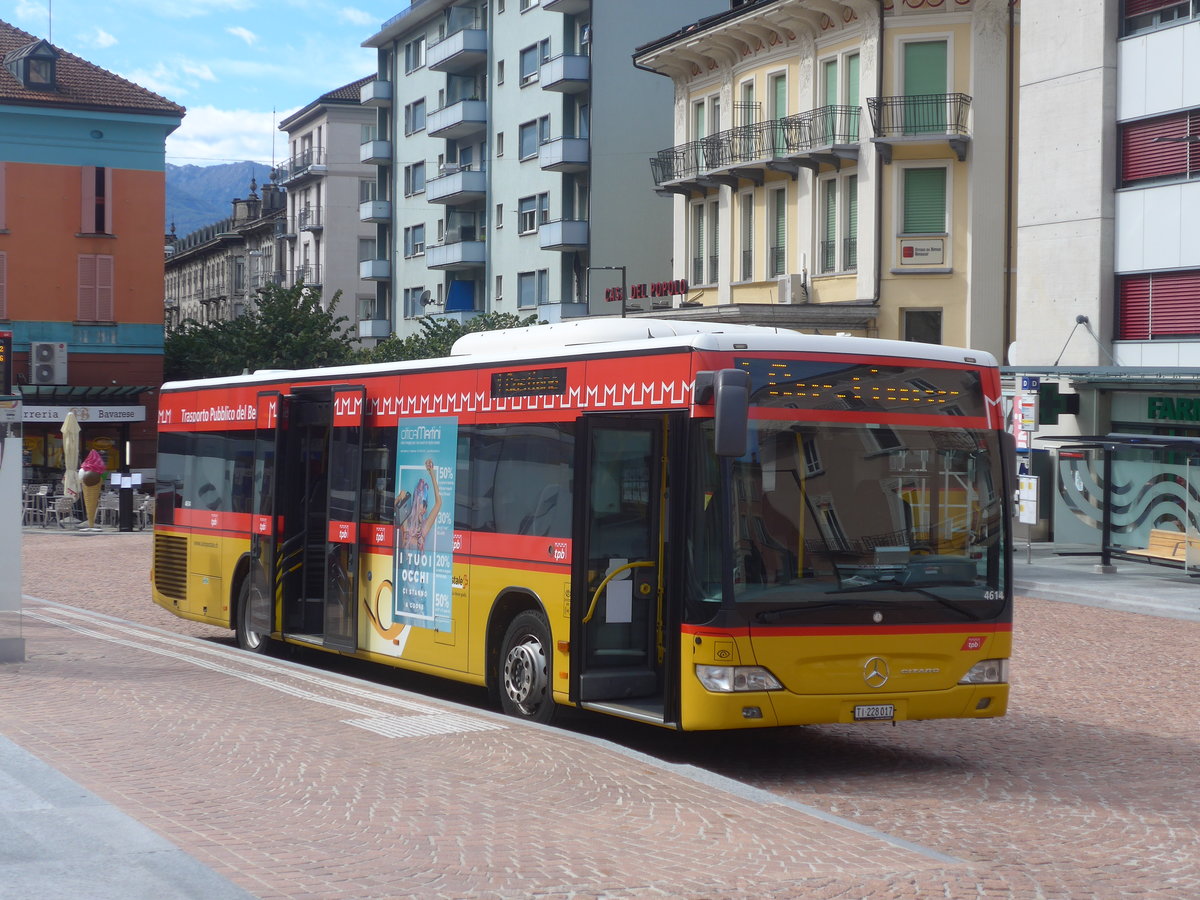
left=3, top=531, right=1197, bottom=898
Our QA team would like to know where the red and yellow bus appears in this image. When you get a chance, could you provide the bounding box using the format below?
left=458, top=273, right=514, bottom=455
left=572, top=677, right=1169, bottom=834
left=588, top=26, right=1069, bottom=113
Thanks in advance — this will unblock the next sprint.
left=152, top=319, right=1012, bottom=730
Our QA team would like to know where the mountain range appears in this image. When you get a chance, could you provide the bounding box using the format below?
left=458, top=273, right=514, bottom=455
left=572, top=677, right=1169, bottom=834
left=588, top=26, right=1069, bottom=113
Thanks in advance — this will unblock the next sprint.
left=166, top=161, right=275, bottom=240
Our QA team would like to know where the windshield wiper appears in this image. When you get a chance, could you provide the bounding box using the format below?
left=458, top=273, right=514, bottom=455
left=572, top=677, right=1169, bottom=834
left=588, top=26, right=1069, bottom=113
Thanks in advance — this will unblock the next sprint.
left=829, top=581, right=983, bottom=619
left=754, top=602, right=854, bottom=623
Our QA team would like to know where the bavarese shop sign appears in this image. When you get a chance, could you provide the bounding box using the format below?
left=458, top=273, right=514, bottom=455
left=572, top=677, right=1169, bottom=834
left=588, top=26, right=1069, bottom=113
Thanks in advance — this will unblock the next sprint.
left=23, top=405, right=146, bottom=423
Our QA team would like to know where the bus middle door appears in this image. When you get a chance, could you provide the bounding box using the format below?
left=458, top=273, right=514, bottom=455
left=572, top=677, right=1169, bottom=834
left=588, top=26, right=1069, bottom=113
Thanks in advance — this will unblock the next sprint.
left=322, top=387, right=366, bottom=652
left=574, top=416, right=666, bottom=711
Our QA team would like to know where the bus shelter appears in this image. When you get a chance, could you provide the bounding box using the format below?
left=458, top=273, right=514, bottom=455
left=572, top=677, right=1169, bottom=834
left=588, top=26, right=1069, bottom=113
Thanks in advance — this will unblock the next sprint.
left=1036, top=433, right=1200, bottom=575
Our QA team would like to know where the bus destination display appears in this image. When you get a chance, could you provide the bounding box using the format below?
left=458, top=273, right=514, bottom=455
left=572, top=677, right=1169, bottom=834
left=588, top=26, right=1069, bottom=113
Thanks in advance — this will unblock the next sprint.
left=490, top=367, right=567, bottom=399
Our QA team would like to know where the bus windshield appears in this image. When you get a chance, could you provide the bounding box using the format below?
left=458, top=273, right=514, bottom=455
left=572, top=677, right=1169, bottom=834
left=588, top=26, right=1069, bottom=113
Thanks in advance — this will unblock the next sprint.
left=686, top=419, right=1009, bottom=624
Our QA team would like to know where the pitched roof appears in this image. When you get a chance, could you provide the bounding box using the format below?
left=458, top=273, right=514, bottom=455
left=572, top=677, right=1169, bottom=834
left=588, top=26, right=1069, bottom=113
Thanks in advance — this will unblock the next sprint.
left=278, top=75, right=375, bottom=129
left=0, top=18, right=185, bottom=118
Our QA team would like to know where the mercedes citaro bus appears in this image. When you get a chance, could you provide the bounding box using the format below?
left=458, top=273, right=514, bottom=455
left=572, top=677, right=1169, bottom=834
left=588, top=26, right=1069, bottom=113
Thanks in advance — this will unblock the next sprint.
left=152, top=319, right=1012, bottom=730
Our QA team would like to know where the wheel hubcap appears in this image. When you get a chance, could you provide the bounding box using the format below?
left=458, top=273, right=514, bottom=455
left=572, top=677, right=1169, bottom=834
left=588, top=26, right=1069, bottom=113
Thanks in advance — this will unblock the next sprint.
left=504, top=634, right=547, bottom=714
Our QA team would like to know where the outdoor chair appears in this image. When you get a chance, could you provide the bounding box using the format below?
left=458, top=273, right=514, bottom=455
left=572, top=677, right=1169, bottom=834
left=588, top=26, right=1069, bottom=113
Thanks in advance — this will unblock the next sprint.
left=43, top=495, right=77, bottom=529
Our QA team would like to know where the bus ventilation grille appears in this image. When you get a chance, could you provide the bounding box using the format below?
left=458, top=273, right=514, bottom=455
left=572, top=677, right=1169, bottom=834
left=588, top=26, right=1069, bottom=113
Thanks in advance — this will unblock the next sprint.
left=154, top=534, right=188, bottom=600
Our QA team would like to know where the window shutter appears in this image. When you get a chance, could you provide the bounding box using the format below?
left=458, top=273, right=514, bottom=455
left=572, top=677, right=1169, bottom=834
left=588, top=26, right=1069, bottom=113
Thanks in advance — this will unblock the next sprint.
left=1118, top=275, right=1151, bottom=340
left=1121, top=111, right=1191, bottom=185
left=101, top=167, right=113, bottom=234
left=823, top=181, right=837, bottom=244
left=78, top=254, right=97, bottom=320
left=903, top=168, right=946, bottom=233
left=1125, top=0, right=1184, bottom=14
left=96, top=255, right=114, bottom=321
left=0, top=251, right=6, bottom=320
left=847, top=175, right=858, bottom=238
left=1149, top=270, right=1200, bottom=336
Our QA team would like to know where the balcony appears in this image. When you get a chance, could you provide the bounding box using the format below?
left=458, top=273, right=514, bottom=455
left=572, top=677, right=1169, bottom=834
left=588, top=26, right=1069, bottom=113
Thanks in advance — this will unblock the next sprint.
left=427, top=28, right=487, bottom=74
left=293, top=265, right=321, bottom=288
left=359, top=258, right=391, bottom=281
left=359, top=318, right=392, bottom=339
left=539, top=53, right=589, bottom=93
left=538, top=136, right=589, bottom=173
left=359, top=199, right=392, bottom=223
left=649, top=106, right=861, bottom=195
left=426, top=166, right=487, bottom=205
left=274, top=147, right=327, bottom=185
left=427, top=99, right=488, bottom=140
left=298, top=207, right=322, bottom=231
left=426, top=230, right=486, bottom=270
left=538, top=218, right=588, bottom=251
left=360, top=79, right=392, bottom=107
left=544, top=0, right=589, bottom=12
left=360, top=139, right=393, bottom=165
left=867, top=93, right=972, bottom=162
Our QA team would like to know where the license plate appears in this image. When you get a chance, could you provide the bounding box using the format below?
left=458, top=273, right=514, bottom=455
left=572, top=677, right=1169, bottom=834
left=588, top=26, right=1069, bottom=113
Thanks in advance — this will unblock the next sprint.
left=854, top=704, right=895, bottom=721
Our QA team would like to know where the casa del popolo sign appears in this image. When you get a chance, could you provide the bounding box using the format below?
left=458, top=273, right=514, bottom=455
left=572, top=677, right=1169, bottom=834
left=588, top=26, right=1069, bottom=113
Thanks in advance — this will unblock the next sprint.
left=605, top=279, right=689, bottom=304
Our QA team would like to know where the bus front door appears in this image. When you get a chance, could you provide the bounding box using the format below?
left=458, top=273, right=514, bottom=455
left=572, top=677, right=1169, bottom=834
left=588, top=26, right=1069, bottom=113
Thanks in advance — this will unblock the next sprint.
left=575, top=416, right=665, bottom=714
left=278, top=386, right=365, bottom=651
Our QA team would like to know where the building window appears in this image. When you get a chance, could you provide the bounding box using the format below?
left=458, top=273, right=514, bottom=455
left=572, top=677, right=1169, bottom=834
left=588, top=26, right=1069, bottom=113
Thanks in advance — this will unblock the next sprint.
left=495, top=202, right=504, bottom=227
left=769, top=187, right=787, bottom=277
left=707, top=200, right=719, bottom=285
left=403, top=225, right=425, bottom=257
left=518, top=193, right=548, bottom=233
left=77, top=254, right=114, bottom=321
left=404, top=162, right=426, bottom=196
left=497, top=59, right=505, bottom=84
left=404, top=99, right=426, bottom=135
left=520, top=0, right=538, bottom=10
left=495, top=274, right=503, bottom=300
left=903, top=309, right=943, bottom=344
left=519, top=118, right=548, bottom=159
left=691, top=203, right=705, bottom=285
left=517, top=270, right=536, bottom=307
left=81, top=166, right=112, bottom=234
left=538, top=268, right=550, bottom=304
left=901, top=167, right=947, bottom=234
left=405, top=36, right=425, bottom=73
left=820, top=179, right=837, bottom=274
left=1118, top=269, right=1200, bottom=340
left=359, top=178, right=377, bottom=203
left=520, top=45, right=540, bottom=85
left=1123, top=0, right=1200, bottom=36
left=739, top=194, right=754, bottom=282
left=819, top=173, right=858, bottom=273
left=1120, top=109, right=1199, bottom=187
left=496, top=131, right=504, bottom=156
left=403, top=286, right=427, bottom=318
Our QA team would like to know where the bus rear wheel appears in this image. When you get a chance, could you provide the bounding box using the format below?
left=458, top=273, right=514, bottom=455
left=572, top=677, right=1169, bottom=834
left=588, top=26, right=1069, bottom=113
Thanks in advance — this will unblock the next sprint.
left=235, top=578, right=272, bottom=655
left=499, top=611, right=556, bottom=724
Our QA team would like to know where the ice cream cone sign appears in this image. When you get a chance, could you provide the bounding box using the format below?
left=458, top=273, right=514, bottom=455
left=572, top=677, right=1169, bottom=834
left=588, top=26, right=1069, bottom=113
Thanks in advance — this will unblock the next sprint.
left=80, top=449, right=105, bottom=529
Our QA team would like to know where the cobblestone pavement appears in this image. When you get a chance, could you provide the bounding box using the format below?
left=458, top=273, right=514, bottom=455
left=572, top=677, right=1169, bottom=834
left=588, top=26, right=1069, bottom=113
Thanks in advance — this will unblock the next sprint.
left=8, top=531, right=1200, bottom=898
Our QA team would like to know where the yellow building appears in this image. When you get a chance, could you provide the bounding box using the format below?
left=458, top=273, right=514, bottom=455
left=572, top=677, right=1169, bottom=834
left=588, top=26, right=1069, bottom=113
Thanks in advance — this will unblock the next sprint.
left=633, top=0, right=1018, bottom=357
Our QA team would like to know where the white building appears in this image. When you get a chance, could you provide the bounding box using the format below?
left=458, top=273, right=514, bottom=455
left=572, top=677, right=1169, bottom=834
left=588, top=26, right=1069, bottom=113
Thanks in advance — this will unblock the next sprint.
left=275, top=76, right=383, bottom=341
left=361, top=0, right=726, bottom=336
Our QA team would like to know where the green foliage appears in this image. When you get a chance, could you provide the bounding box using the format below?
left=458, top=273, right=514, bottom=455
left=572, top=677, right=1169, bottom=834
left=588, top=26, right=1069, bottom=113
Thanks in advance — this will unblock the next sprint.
left=357, top=312, right=543, bottom=364
left=164, top=282, right=354, bottom=381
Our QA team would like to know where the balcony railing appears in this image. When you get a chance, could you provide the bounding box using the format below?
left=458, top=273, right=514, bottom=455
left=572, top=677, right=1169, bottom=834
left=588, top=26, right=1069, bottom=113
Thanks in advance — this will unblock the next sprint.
left=273, top=147, right=326, bottom=184
left=298, top=207, right=322, bottom=231
left=539, top=53, right=590, bottom=93
left=293, top=265, right=321, bottom=286
left=867, top=93, right=972, bottom=161
left=427, top=99, right=488, bottom=140
left=650, top=105, right=860, bottom=187
left=427, top=25, right=487, bottom=73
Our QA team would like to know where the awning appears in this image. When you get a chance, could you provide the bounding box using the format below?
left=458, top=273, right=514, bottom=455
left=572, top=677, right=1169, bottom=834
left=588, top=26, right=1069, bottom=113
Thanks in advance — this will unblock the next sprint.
left=18, top=385, right=153, bottom=402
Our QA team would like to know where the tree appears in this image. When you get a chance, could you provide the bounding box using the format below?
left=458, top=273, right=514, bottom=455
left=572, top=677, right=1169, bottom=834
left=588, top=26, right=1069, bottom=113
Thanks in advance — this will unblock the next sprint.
left=358, top=312, right=543, bottom=364
left=164, top=282, right=355, bottom=381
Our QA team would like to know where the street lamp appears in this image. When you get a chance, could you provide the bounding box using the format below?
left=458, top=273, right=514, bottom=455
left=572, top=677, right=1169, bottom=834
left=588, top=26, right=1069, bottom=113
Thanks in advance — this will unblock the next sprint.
left=586, top=265, right=627, bottom=319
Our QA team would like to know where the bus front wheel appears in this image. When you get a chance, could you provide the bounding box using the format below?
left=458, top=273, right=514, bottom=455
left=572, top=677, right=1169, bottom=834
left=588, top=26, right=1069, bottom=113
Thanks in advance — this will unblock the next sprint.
left=499, top=611, right=556, bottom=724
left=235, top=578, right=272, bottom=655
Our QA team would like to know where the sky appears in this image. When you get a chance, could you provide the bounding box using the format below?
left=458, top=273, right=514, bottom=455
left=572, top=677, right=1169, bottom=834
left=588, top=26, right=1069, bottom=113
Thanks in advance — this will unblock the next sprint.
left=3, top=0, right=404, bottom=167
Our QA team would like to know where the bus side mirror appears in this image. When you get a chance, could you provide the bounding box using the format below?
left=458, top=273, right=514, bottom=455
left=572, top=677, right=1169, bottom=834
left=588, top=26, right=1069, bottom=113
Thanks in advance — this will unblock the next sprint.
left=696, top=369, right=750, bottom=458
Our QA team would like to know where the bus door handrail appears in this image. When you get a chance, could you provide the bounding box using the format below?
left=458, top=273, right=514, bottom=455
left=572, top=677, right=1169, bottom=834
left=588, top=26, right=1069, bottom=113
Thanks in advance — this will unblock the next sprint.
left=582, top=560, right=655, bottom=624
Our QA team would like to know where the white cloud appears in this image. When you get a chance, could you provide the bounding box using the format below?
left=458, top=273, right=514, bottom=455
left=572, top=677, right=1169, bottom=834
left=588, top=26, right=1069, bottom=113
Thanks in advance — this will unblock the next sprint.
left=338, top=7, right=377, bottom=27
left=91, top=27, right=118, bottom=48
left=226, top=26, right=257, bottom=46
left=167, top=105, right=293, bottom=167
left=14, top=0, right=48, bottom=26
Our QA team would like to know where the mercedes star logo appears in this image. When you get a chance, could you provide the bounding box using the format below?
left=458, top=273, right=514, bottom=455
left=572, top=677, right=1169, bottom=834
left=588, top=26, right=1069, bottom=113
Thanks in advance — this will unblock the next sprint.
left=863, top=656, right=890, bottom=688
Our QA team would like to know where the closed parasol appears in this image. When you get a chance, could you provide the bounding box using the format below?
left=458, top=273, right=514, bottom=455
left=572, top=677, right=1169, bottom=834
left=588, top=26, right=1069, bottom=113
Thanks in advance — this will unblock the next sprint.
left=62, top=410, right=80, bottom=499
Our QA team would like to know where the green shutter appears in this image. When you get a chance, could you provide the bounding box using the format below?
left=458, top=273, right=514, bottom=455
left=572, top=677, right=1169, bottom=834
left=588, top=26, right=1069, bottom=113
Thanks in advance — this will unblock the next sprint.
left=773, top=74, right=787, bottom=117
left=846, top=175, right=858, bottom=269
left=903, top=168, right=946, bottom=234
left=772, top=189, right=786, bottom=276
left=823, top=59, right=838, bottom=106
left=904, top=42, right=947, bottom=95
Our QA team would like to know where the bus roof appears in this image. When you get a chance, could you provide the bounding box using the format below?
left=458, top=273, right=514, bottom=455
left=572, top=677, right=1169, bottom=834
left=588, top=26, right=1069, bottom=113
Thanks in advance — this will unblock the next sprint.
left=160, top=318, right=997, bottom=392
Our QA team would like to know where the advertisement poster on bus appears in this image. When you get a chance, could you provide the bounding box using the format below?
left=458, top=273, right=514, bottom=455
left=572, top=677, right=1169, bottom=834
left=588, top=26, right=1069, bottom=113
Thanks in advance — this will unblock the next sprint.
left=393, top=417, right=456, bottom=632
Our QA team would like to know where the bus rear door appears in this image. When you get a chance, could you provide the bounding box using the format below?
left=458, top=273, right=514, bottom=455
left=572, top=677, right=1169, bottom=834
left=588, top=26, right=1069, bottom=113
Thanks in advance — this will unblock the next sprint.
left=574, top=416, right=667, bottom=722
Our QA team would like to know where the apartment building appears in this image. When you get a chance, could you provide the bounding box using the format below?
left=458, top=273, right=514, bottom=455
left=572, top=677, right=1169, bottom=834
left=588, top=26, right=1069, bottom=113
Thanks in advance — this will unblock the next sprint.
left=163, top=181, right=286, bottom=328
left=633, top=0, right=1018, bottom=356
left=0, top=18, right=183, bottom=480
left=275, top=76, right=382, bottom=340
left=1013, top=0, right=1200, bottom=546
left=361, top=0, right=726, bottom=336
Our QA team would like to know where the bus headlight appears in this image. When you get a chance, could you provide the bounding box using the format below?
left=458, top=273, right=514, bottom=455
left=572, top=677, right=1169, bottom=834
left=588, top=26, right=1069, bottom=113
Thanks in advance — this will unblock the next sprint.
left=959, top=658, right=1009, bottom=684
left=695, top=664, right=783, bottom=693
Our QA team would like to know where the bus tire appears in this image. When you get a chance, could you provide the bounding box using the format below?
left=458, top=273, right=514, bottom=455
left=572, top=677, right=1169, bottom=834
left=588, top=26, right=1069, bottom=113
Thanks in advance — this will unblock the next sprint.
left=235, top=577, right=272, bottom=655
left=498, top=610, right=556, bottom=724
